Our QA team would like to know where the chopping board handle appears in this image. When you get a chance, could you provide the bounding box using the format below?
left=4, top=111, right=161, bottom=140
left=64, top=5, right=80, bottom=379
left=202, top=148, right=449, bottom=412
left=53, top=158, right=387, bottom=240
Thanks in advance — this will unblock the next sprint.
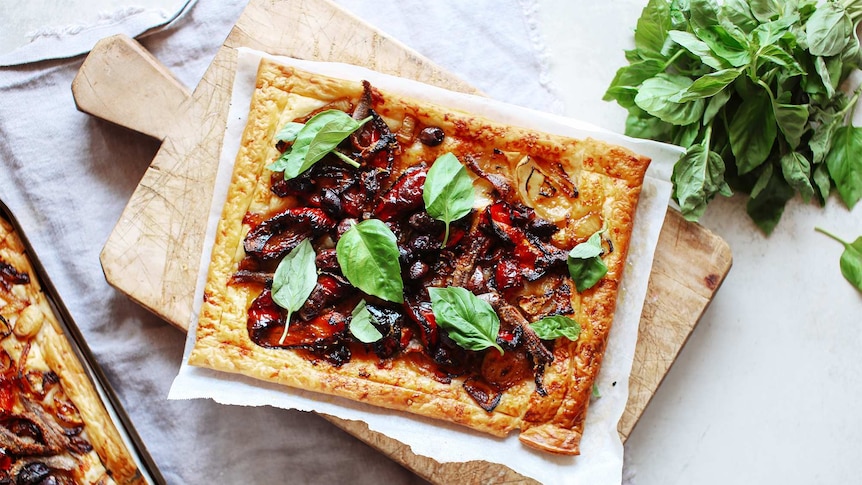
left=72, top=34, right=190, bottom=140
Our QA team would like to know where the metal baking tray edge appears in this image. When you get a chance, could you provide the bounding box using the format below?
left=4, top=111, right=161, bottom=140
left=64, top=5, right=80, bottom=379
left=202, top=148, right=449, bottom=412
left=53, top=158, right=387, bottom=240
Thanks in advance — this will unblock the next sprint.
left=0, top=199, right=165, bottom=485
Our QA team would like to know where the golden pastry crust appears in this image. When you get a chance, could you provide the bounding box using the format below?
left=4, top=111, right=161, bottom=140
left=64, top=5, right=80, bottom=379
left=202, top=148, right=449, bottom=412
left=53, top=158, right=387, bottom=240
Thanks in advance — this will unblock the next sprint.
left=190, top=60, right=650, bottom=455
left=0, top=217, right=144, bottom=484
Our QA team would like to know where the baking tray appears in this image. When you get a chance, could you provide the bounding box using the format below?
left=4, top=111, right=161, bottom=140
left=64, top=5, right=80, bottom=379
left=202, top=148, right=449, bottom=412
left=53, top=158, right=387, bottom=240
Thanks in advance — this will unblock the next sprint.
left=0, top=199, right=165, bottom=485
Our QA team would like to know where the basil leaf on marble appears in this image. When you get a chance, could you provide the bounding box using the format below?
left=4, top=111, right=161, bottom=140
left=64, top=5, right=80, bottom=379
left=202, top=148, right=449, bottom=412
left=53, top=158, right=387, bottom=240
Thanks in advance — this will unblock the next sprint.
left=815, top=228, right=862, bottom=292
left=825, top=125, right=862, bottom=209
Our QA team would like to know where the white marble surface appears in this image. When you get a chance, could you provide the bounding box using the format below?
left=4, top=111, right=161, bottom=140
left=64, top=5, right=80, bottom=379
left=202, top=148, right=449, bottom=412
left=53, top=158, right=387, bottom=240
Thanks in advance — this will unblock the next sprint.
left=537, top=1, right=862, bottom=484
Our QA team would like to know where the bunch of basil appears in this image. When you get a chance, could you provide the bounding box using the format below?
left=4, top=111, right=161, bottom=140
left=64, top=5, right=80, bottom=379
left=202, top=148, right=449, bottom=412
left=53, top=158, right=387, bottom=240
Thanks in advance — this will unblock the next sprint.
left=605, top=0, right=862, bottom=235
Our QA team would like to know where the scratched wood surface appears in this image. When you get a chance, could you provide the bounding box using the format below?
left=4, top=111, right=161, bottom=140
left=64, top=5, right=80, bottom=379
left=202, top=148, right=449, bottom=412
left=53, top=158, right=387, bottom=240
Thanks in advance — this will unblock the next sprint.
left=71, top=0, right=732, bottom=482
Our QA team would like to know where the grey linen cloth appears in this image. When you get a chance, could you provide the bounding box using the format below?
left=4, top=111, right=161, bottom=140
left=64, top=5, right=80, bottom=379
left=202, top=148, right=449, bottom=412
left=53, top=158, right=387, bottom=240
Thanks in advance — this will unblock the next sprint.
left=0, top=0, right=558, bottom=482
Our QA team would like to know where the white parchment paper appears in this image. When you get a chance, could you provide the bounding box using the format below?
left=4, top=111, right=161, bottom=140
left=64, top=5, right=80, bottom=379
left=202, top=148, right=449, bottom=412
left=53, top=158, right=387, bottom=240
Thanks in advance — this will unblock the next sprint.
left=169, top=48, right=682, bottom=484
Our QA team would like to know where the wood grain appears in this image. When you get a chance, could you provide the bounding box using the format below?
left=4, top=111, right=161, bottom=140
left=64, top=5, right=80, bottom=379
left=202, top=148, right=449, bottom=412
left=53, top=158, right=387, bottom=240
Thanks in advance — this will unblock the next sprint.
left=71, top=0, right=732, bottom=482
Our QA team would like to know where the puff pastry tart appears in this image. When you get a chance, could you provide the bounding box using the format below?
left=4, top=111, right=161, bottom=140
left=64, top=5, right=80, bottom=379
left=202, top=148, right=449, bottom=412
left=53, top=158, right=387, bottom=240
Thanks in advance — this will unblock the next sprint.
left=189, top=59, right=650, bottom=455
left=0, top=217, right=145, bottom=484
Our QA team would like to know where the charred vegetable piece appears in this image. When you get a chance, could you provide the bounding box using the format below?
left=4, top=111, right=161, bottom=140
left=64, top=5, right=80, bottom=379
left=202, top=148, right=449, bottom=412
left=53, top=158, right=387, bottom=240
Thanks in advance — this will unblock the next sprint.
left=0, top=262, right=28, bottom=290
left=243, top=208, right=335, bottom=261
left=373, top=164, right=428, bottom=221
left=349, top=81, right=398, bottom=171
left=297, top=273, right=353, bottom=321
left=404, top=297, right=439, bottom=349
left=485, top=202, right=567, bottom=281
left=462, top=375, right=502, bottom=412
left=480, top=347, right=533, bottom=390
left=365, top=303, right=406, bottom=359
left=480, top=291, right=553, bottom=367
left=247, top=289, right=349, bottom=352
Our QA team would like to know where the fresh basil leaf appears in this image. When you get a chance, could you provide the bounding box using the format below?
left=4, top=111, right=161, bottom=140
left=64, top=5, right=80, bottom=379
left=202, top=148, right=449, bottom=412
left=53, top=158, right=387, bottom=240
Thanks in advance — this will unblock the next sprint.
left=349, top=300, right=384, bottom=343
left=749, top=161, right=773, bottom=199
left=268, top=110, right=370, bottom=179
left=813, top=56, right=838, bottom=98
left=779, top=152, right=815, bottom=202
left=625, top=113, right=676, bottom=143
left=635, top=73, right=705, bottom=125
left=756, top=44, right=805, bottom=75
left=336, top=219, right=404, bottom=303
left=275, top=122, right=304, bottom=143
left=673, top=123, right=701, bottom=148
left=604, top=86, right=640, bottom=111
left=746, top=165, right=794, bottom=234
left=568, top=231, right=609, bottom=292
left=807, top=2, right=852, bottom=57
left=669, top=0, right=689, bottom=29
left=672, top=140, right=733, bottom=221
left=635, top=0, right=673, bottom=59
left=810, top=114, right=841, bottom=164
left=689, top=0, right=720, bottom=31
left=271, top=238, right=318, bottom=344
left=677, top=68, right=743, bottom=102
left=721, top=0, right=758, bottom=33
left=751, top=12, right=799, bottom=45
left=668, top=30, right=730, bottom=70
left=825, top=126, right=862, bottom=208
left=840, top=26, right=861, bottom=66
left=845, top=0, right=862, bottom=21
left=569, top=258, right=608, bottom=294
left=729, top=91, right=777, bottom=174
left=813, top=163, right=832, bottom=204
left=569, top=231, right=604, bottom=259
left=624, top=48, right=644, bottom=63
left=748, top=0, right=781, bottom=22
left=428, top=287, right=503, bottom=353
left=423, top=152, right=475, bottom=246
left=773, top=102, right=809, bottom=149
left=603, top=59, right=666, bottom=107
left=837, top=237, right=862, bottom=292
left=815, top=228, right=862, bottom=292
left=607, top=0, right=862, bottom=233
left=529, top=315, right=581, bottom=341
left=695, top=24, right=752, bottom=66
left=702, top=86, right=732, bottom=125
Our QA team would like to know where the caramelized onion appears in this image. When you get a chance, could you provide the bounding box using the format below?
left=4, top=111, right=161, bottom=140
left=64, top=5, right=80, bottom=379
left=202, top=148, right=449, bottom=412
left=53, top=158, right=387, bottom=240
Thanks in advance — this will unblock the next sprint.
left=395, top=115, right=417, bottom=145
left=462, top=375, right=501, bottom=412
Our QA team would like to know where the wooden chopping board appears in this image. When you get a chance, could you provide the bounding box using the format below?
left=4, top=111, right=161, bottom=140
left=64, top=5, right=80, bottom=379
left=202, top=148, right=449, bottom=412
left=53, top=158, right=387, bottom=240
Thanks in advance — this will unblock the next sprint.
left=71, top=0, right=732, bottom=482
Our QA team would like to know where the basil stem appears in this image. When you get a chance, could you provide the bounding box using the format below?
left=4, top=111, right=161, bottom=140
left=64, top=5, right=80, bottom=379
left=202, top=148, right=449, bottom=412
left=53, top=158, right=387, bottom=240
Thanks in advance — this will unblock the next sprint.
left=815, top=227, right=862, bottom=292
